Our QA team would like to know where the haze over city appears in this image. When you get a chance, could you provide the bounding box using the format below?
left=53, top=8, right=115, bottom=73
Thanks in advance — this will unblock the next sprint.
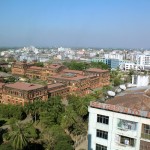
left=0, top=0, right=150, bottom=48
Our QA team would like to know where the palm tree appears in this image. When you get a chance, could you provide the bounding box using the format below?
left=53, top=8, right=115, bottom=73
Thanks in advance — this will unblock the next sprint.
left=61, top=106, right=77, bottom=130
left=76, top=98, right=88, bottom=117
left=9, top=123, right=28, bottom=150
left=25, top=100, right=43, bottom=124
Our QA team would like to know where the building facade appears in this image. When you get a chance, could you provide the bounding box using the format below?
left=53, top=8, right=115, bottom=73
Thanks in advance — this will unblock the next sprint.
left=1, top=82, right=48, bottom=106
left=11, top=62, right=110, bottom=97
left=88, top=89, right=150, bottom=150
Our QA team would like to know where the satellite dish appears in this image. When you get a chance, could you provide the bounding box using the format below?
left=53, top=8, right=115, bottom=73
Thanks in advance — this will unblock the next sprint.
left=107, top=91, right=116, bottom=96
left=119, top=85, right=126, bottom=90
left=116, top=88, right=122, bottom=93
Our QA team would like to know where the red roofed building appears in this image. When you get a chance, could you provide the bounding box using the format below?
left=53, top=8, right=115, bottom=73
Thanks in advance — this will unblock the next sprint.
left=1, top=82, right=48, bottom=106
left=85, top=68, right=110, bottom=87
left=48, top=83, right=69, bottom=98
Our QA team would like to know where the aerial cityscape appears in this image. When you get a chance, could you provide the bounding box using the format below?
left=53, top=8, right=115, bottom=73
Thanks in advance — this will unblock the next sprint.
left=0, top=0, right=150, bottom=150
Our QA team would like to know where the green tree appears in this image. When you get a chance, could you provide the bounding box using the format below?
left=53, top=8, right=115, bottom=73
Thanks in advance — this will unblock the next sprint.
left=113, top=77, right=122, bottom=86
left=42, top=129, right=56, bottom=150
left=0, top=143, right=14, bottom=150
left=90, top=62, right=109, bottom=69
left=61, top=106, right=78, bottom=130
left=63, top=61, right=87, bottom=70
left=24, top=100, right=43, bottom=123
left=8, top=124, right=28, bottom=150
left=34, top=62, right=44, bottom=67
left=49, top=125, right=73, bottom=150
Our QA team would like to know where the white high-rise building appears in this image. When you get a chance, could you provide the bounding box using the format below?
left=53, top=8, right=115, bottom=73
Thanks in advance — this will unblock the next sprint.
left=136, top=55, right=150, bottom=66
left=88, top=88, right=150, bottom=150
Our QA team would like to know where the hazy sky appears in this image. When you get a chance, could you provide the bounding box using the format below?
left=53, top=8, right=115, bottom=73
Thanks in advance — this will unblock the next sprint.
left=0, top=0, right=150, bottom=48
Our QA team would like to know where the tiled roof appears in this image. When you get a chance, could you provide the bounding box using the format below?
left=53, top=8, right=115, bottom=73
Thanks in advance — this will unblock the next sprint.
left=106, top=89, right=150, bottom=111
left=4, top=82, right=44, bottom=91
left=63, top=69, right=83, bottom=75
left=48, top=83, right=65, bottom=89
left=50, top=74, right=88, bottom=81
left=27, top=66, right=43, bottom=70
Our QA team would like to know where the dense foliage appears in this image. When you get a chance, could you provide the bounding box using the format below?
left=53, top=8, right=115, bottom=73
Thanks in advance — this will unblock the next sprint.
left=0, top=95, right=95, bottom=150
left=63, top=61, right=109, bottom=70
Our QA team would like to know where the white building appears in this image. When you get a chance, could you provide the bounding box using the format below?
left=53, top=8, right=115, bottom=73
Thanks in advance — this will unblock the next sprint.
left=136, top=55, right=150, bottom=66
left=125, top=63, right=144, bottom=71
left=88, top=88, right=150, bottom=150
left=104, top=52, right=123, bottom=61
left=132, top=75, right=149, bottom=87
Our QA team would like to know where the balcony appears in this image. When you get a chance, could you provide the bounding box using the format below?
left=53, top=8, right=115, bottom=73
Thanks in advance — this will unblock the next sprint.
left=141, top=124, right=150, bottom=141
left=117, top=119, right=137, bottom=131
left=117, top=119, right=137, bottom=137
left=115, top=134, right=136, bottom=149
left=141, top=133, right=150, bottom=140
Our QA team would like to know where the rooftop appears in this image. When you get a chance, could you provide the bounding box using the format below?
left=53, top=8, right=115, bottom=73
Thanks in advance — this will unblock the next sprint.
left=49, top=64, right=63, bottom=69
left=106, top=88, right=150, bottom=111
left=50, top=74, right=88, bottom=81
left=63, top=69, right=83, bottom=75
left=90, top=87, right=150, bottom=118
left=27, top=66, right=43, bottom=70
left=48, top=83, right=65, bottom=89
left=4, top=82, right=45, bottom=91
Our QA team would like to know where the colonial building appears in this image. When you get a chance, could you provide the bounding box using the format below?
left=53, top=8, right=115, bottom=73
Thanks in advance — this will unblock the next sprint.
left=11, top=62, right=66, bottom=80
left=48, top=70, right=91, bottom=96
left=11, top=62, right=110, bottom=97
left=85, top=68, right=110, bottom=87
left=1, top=82, right=48, bottom=106
left=48, top=83, right=69, bottom=98
left=26, top=66, right=43, bottom=79
left=11, top=62, right=34, bottom=76
left=88, top=88, right=150, bottom=150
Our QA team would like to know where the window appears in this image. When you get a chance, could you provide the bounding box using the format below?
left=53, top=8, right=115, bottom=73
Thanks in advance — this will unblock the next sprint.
left=96, top=130, right=108, bottom=139
left=96, top=144, right=107, bottom=150
left=117, top=119, right=136, bottom=131
left=141, top=124, right=150, bottom=140
left=97, top=114, right=109, bottom=124
left=120, top=135, right=135, bottom=147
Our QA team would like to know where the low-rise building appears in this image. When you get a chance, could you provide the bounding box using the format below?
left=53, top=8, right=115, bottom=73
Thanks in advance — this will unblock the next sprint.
left=1, top=82, right=48, bottom=106
left=48, top=83, right=69, bottom=98
left=88, top=88, right=150, bottom=150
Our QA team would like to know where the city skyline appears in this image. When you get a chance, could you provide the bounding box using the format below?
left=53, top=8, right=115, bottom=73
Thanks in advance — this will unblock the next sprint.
left=0, top=0, right=150, bottom=48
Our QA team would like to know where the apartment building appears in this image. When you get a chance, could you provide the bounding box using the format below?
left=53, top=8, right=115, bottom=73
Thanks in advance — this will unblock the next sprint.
left=88, top=88, right=150, bottom=150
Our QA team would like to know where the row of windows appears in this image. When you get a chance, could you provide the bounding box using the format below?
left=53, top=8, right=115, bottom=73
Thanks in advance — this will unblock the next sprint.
left=96, top=130, right=108, bottom=139
left=96, top=144, right=107, bottom=150
left=97, top=114, right=109, bottom=124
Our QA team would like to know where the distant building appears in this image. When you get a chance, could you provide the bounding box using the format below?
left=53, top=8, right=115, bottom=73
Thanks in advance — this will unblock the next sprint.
left=49, top=68, right=110, bottom=96
left=11, top=61, right=110, bottom=97
left=136, top=55, right=150, bottom=66
left=105, top=59, right=119, bottom=69
left=88, top=88, right=150, bottom=150
left=91, top=58, right=119, bottom=69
